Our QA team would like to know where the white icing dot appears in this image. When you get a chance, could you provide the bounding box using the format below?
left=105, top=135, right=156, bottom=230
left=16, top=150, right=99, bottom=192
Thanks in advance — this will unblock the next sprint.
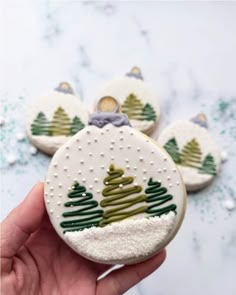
left=176, top=181, right=180, bottom=185
left=65, top=146, right=70, bottom=150
left=173, top=168, right=177, bottom=172
left=45, top=192, right=48, bottom=196
left=29, top=146, right=37, bottom=155
left=126, top=165, right=130, bottom=169
left=122, top=175, right=125, bottom=178
left=16, top=132, right=25, bottom=141
left=137, top=147, right=140, bottom=152
left=65, top=154, right=70, bottom=159
left=86, top=130, right=91, bottom=134
left=105, top=128, right=110, bottom=132
left=119, top=184, right=123, bottom=188
left=94, top=178, right=98, bottom=183
left=221, top=151, right=228, bottom=163
left=80, top=160, right=84, bottom=164
left=101, top=165, right=105, bottom=169
left=57, top=201, right=61, bottom=206
left=150, top=161, right=154, bottom=165
left=0, top=116, right=5, bottom=126
left=67, top=175, right=70, bottom=178
left=163, top=168, right=167, bottom=172
left=63, top=167, right=68, bottom=171
left=163, top=157, right=167, bottom=161
left=158, top=169, right=162, bottom=173
left=82, top=193, right=86, bottom=197
left=134, top=166, right=137, bottom=170
left=120, top=137, right=124, bottom=141
left=94, top=138, right=98, bottom=142
left=53, top=163, right=58, bottom=168
left=143, top=169, right=147, bottom=173
left=50, top=209, right=54, bottom=214
left=54, top=173, right=58, bottom=178
left=222, top=199, right=235, bottom=211
left=151, top=150, right=155, bottom=154
left=130, top=132, right=134, bottom=136
left=110, top=146, right=114, bottom=150
left=82, top=178, right=86, bottom=183
left=111, top=156, right=115, bottom=160
left=50, top=187, right=54, bottom=191
left=120, top=130, right=123, bottom=134
left=76, top=138, right=80, bottom=142
left=134, top=183, right=138, bottom=187
left=105, top=181, right=109, bottom=185
left=74, top=178, right=77, bottom=182
left=78, top=146, right=82, bottom=151
left=46, top=180, right=50, bottom=184
left=127, top=145, right=131, bottom=149
left=111, top=140, right=115, bottom=144
left=125, top=159, right=129, bottom=163
left=119, top=146, right=123, bottom=150
left=167, top=176, right=171, bottom=180
left=78, top=171, right=81, bottom=175
left=50, top=193, right=54, bottom=197
left=68, top=187, right=71, bottom=191
left=100, top=152, right=104, bottom=157
left=89, top=167, right=93, bottom=172
left=58, top=183, right=62, bottom=188
left=97, top=189, right=101, bottom=193
left=139, top=157, right=144, bottom=162
left=7, top=154, right=17, bottom=165
left=134, top=174, right=137, bottom=178
left=59, top=194, right=62, bottom=197
left=89, top=185, right=93, bottom=189
left=46, top=200, right=50, bottom=204
left=89, top=152, right=93, bottom=157
left=143, top=177, right=147, bottom=181
left=87, top=140, right=91, bottom=145
left=101, top=131, right=104, bottom=135
left=169, top=184, right=173, bottom=187
left=56, top=215, right=60, bottom=219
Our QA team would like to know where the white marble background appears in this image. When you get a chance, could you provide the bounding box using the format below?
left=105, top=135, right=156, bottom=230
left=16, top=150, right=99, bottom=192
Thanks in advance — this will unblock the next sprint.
left=1, top=1, right=236, bottom=295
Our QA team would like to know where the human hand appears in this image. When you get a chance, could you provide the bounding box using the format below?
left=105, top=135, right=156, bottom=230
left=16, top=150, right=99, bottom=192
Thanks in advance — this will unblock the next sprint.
left=1, top=183, right=166, bottom=295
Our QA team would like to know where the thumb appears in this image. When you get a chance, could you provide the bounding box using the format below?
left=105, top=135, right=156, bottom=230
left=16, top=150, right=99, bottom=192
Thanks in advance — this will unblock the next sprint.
left=1, top=182, right=45, bottom=272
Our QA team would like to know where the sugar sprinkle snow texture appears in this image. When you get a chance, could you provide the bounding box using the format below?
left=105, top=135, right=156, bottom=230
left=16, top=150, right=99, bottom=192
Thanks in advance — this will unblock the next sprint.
left=65, top=212, right=176, bottom=262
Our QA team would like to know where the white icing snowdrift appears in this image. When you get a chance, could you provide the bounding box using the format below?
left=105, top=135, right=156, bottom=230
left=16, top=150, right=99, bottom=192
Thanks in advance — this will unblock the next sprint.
left=65, top=212, right=176, bottom=264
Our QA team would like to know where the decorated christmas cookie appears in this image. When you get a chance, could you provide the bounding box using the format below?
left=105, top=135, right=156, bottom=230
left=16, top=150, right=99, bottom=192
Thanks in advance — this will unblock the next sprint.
left=44, top=98, right=186, bottom=265
left=95, top=67, right=160, bottom=134
left=158, top=114, right=221, bottom=192
left=27, top=82, right=88, bottom=155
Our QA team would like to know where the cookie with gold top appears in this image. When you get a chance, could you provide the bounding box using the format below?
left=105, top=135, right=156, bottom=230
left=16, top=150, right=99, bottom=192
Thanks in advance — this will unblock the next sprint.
left=27, top=82, right=89, bottom=155
left=44, top=97, right=186, bottom=265
left=158, top=114, right=222, bottom=192
left=95, top=67, right=160, bottom=135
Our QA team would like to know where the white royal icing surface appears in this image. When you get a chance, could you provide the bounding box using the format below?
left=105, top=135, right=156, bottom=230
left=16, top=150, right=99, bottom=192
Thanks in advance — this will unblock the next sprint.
left=44, top=124, right=186, bottom=264
left=27, top=90, right=89, bottom=155
left=96, top=77, right=160, bottom=134
left=158, top=120, right=221, bottom=191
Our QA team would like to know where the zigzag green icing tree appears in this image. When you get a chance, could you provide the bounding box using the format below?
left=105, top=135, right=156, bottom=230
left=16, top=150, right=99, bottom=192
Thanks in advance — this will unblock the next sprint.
left=145, top=178, right=177, bottom=217
left=180, top=138, right=202, bottom=168
left=163, top=137, right=181, bottom=164
left=121, top=94, right=144, bottom=120
left=31, top=112, right=49, bottom=135
left=142, top=103, right=157, bottom=121
left=49, top=107, right=71, bottom=136
left=199, top=154, right=217, bottom=176
left=60, top=182, right=104, bottom=232
left=70, top=116, right=85, bottom=135
left=99, top=164, right=147, bottom=226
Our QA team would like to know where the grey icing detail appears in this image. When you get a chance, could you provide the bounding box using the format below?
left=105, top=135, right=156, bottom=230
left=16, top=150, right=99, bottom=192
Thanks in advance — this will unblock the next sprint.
left=126, top=66, right=143, bottom=80
left=89, top=112, right=131, bottom=128
left=55, top=82, right=74, bottom=94
left=190, top=113, right=208, bottom=129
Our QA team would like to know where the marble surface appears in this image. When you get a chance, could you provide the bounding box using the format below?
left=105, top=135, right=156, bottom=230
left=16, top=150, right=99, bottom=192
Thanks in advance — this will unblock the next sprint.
left=1, top=1, right=236, bottom=294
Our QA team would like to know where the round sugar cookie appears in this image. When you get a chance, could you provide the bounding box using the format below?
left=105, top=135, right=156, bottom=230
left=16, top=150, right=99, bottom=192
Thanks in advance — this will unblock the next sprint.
left=27, top=82, right=89, bottom=155
left=44, top=104, right=186, bottom=265
left=95, top=67, right=160, bottom=135
left=158, top=114, right=221, bottom=192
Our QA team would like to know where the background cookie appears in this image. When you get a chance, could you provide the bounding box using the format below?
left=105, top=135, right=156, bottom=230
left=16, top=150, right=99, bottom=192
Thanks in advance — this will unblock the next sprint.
left=158, top=114, right=222, bottom=192
left=27, top=82, right=89, bottom=155
left=95, top=67, right=160, bottom=135
left=44, top=104, right=186, bottom=265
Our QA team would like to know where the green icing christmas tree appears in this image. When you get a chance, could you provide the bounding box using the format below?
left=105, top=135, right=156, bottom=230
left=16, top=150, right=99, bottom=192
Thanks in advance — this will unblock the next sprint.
left=121, top=93, right=144, bottom=120
left=49, top=107, right=71, bottom=136
left=31, top=112, right=49, bottom=135
left=60, top=182, right=104, bottom=232
left=145, top=178, right=177, bottom=217
left=70, top=116, right=85, bottom=135
left=199, top=154, right=217, bottom=176
left=142, top=103, right=157, bottom=121
left=180, top=138, right=202, bottom=168
left=99, top=164, right=147, bottom=226
left=163, top=137, right=181, bottom=164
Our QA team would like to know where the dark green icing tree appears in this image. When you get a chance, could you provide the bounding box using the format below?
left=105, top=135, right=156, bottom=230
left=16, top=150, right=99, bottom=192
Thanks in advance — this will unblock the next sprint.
left=70, top=116, right=85, bottom=135
left=142, top=103, right=157, bottom=121
left=121, top=93, right=144, bottom=120
left=199, top=154, right=217, bottom=176
left=49, top=107, right=71, bottom=136
left=31, top=112, right=49, bottom=136
left=180, top=138, right=202, bottom=168
left=163, top=137, right=181, bottom=164
left=60, top=182, right=104, bottom=232
left=145, top=178, right=177, bottom=217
